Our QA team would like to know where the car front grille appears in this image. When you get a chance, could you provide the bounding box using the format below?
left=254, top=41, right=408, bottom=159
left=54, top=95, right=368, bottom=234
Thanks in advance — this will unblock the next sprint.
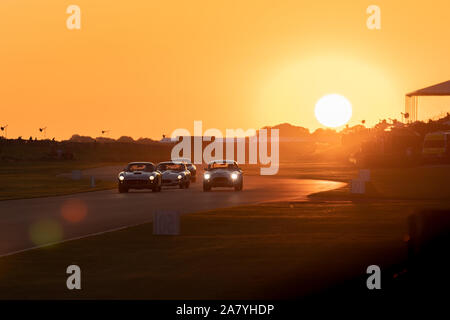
left=212, top=177, right=229, bottom=184
left=127, top=180, right=147, bottom=185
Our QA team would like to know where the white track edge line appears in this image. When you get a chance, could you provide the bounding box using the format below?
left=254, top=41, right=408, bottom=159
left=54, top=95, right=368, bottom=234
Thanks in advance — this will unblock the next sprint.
left=0, top=220, right=153, bottom=259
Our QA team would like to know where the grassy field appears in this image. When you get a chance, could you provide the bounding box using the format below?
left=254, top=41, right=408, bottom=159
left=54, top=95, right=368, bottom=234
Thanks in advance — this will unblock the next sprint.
left=0, top=162, right=118, bottom=201
left=241, top=161, right=357, bottom=181
left=1, top=199, right=448, bottom=299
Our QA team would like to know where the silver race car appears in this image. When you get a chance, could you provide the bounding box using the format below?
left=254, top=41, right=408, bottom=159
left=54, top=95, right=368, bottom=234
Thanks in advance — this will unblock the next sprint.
left=173, top=158, right=197, bottom=182
left=156, top=161, right=191, bottom=189
left=203, top=160, right=243, bottom=191
left=118, top=162, right=162, bottom=193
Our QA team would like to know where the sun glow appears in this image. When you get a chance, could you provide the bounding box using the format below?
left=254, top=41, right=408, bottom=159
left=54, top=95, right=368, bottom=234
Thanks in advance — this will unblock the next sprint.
left=314, top=94, right=352, bottom=128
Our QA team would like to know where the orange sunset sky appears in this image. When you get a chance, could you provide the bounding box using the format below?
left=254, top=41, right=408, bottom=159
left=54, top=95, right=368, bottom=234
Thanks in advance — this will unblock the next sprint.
left=0, top=0, right=449, bottom=140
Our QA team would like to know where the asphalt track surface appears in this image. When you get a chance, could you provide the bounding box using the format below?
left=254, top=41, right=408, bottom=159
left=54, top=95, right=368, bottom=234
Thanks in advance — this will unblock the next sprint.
left=0, top=174, right=344, bottom=256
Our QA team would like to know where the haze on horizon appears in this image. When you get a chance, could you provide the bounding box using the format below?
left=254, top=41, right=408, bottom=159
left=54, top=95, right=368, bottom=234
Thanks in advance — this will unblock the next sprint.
left=0, top=0, right=449, bottom=140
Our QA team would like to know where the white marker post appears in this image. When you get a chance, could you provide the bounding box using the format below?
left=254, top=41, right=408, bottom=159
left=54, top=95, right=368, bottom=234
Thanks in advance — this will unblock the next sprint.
left=351, top=179, right=366, bottom=194
left=358, top=169, right=371, bottom=182
left=153, top=210, right=180, bottom=235
left=90, top=176, right=96, bottom=188
left=351, top=169, right=371, bottom=194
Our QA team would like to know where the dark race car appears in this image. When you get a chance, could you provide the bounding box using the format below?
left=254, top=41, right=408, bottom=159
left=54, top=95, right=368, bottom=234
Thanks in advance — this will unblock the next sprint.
left=203, top=160, right=243, bottom=192
left=118, top=162, right=162, bottom=193
left=156, top=161, right=191, bottom=189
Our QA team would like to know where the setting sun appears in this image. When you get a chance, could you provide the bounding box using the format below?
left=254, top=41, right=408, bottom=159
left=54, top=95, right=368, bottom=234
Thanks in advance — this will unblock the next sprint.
left=314, top=94, right=352, bottom=128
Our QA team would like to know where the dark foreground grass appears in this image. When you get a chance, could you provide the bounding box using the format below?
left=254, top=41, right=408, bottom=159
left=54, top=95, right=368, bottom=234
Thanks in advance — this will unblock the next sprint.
left=1, top=200, right=448, bottom=299
left=0, top=162, right=118, bottom=200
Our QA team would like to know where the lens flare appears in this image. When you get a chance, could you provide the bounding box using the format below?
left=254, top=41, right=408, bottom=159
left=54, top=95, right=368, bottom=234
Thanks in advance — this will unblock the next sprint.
left=61, top=198, right=88, bottom=223
left=29, top=219, right=63, bottom=246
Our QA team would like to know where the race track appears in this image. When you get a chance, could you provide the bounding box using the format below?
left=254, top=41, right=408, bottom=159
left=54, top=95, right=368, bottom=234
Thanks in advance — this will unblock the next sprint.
left=0, top=175, right=344, bottom=256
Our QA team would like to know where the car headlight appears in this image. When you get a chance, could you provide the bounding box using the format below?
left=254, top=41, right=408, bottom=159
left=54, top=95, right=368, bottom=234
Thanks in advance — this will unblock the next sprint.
left=231, top=173, right=238, bottom=180
left=119, top=175, right=125, bottom=181
left=204, top=173, right=210, bottom=180
left=177, top=175, right=182, bottom=180
left=149, top=176, right=155, bottom=181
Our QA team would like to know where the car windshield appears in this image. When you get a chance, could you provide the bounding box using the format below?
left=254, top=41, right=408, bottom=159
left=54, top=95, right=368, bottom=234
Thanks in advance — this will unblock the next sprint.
left=157, top=163, right=185, bottom=172
left=174, top=158, right=192, bottom=165
left=126, top=163, right=155, bottom=172
left=208, top=162, right=238, bottom=170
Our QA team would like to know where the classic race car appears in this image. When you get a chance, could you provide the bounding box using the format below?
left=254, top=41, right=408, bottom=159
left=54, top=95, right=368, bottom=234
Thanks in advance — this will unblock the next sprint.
left=118, top=162, right=162, bottom=193
left=173, top=158, right=197, bottom=182
left=203, top=160, right=243, bottom=191
left=156, top=161, right=191, bottom=188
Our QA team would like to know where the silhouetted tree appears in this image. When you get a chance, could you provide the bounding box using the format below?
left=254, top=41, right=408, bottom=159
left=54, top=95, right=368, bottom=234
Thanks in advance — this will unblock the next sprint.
left=117, top=136, right=134, bottom=143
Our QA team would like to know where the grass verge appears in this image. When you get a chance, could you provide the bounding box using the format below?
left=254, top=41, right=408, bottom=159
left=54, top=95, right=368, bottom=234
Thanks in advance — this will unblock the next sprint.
left=310, top=165, right=450, bottom=200
left=0, top=161, right=118, bottom=201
